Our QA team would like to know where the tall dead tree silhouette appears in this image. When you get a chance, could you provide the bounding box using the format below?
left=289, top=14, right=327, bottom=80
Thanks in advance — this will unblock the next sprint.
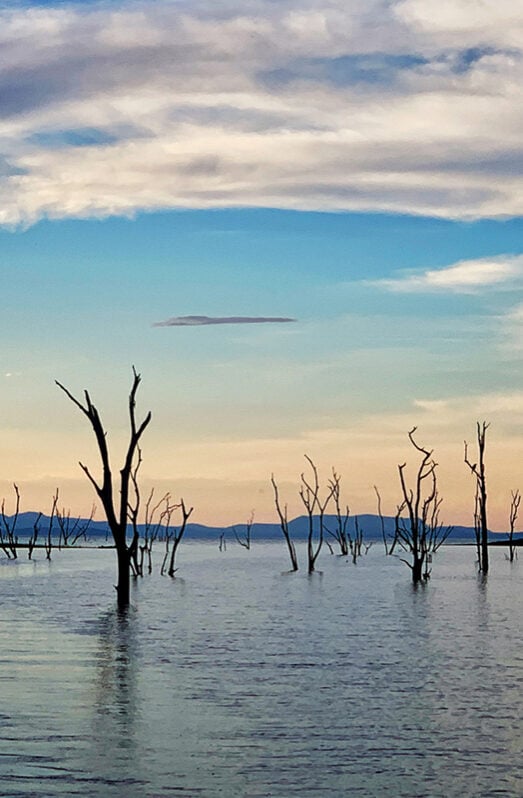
left=56, top=368, right=152, bottom=608
left=464, top=422, right=489, bottom=574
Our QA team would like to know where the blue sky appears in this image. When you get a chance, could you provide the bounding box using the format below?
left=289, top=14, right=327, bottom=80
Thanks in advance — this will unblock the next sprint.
left=1, top=0, right=523, bottom=527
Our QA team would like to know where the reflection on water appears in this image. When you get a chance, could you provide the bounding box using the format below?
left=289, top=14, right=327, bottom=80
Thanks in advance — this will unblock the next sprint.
left=88, top=608, right=144, bottom=796
left=1, top=545, right=523, bottom=796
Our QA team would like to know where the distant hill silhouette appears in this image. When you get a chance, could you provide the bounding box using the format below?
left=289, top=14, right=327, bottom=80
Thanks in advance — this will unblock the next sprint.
left=6, top=511, right=522, bottom=545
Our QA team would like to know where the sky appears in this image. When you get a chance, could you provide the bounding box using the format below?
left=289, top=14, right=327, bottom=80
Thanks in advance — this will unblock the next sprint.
left=1, top=0, right=523, bottom=529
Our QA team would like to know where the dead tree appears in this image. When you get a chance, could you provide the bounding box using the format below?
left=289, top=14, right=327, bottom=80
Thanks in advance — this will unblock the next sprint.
left=139, top=490, right=172, bottom=574
left=326, top=470, right=350, bottom=556
left=424, top=487, right=453, bottom=555
left=45, top=490, right=59, bottom=560
left=299, top=455, right=335, bottom=574
left=56, top=367, right=152, bottom=608
left=395, top=428, right=451, bottom=583
left=374, top=485, right=393, bottom=555
left=56, top=495, right=95, bottom=547
left=160, top=499, right=193, bottom=577
left=464, top=422, right=489, bottom=573
left=350, top=516, right=364, bottom=563
left=127, top=447, right=146, bottom=576
left=508, top=489, right=520, bottom=563
left=271, top=474, right=298, bottom=571
left=233, top=510, right=255, bottom=550
left=0, top=484, right=20, bottom=559
left=471, top=483, right=482, bottom=566
left=28, top=512, right=41, bottom=560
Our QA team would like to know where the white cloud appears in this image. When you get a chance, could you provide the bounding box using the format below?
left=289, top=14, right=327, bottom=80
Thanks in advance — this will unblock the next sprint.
left=1, top=0, right=522, bottom=224
left=375, top=255, right=523, bottom=293
left=409, top=390, right=523, bottom=440
left=395, top=0, right=523, bottom=44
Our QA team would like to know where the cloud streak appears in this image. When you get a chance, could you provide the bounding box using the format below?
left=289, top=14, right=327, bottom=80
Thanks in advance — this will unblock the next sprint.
left=154, top=315, right=297, bottom=327
left=374, top=255, right=523, bottom=293
left=0, top=0, right=522, bottom=224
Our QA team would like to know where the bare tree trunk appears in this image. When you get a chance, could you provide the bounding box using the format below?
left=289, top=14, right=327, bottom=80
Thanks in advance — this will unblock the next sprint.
left=374, top=485, right=389, bottom=555
left=465, top=422, right=489, bottom=574
left=299, top=456, right=335, bottom=574
left=57, top=367, right=152, bottom=609
left=116, top=547, right=132, bottom=607
left=271, top=474, right=298, bottom=571
left=508, top=489, right=520, bottom=563
left=28, top=512, right=41, bottom=560
left=167, top=499, right=193, bottom=577
left=45, top=489, right=59, bottom=560
left=327, top=470, right=350, bottom=556
left=0, top=484, right=21, bottom=559
left=395, top=428, right=450, bottom=583
left=233, top=510, right=255, bottom=550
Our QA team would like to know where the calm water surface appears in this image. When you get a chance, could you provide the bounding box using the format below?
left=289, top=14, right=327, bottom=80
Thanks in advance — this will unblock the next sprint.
left=1, top=542, right=522, bottom=797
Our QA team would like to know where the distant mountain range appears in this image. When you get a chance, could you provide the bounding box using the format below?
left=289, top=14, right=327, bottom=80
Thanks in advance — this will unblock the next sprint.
left=3, top=511, right=521, bottom=545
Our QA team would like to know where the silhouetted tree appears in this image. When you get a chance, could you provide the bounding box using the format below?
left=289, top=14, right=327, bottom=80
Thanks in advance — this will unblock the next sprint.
left=55, top=490, right=95, bottom=547
left=136, top=489, right=172, bottom=575
left=233, top=510, right=255, bottom=550
left=464, top=422, right=489, bottom=573
left=44, top=490, right=59, bottom=560
left=395, top=428, right=452, bottom=583
left=0, top=484, right=20, bottom=559
left=326, top=470, right=350, bottom=556
left=271, top=474, right=298, bottom=571
left=57, top=368, right=152, bottom=608
left=127, top=447, right=151, bottom=576
left=374, top=485, right=394, bottom=555
left=350, top=516, right=369, bottom=562
left=28, top=512, right=41, bottom=560
left=160, top=499, right=193, bottom=577
left=508, top=489, right=520, bottom=563
left=299, top=455, right=335, bottom=574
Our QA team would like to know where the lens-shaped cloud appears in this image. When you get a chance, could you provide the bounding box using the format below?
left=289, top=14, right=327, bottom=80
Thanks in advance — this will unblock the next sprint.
left=154, top=315, right=296, bottom=327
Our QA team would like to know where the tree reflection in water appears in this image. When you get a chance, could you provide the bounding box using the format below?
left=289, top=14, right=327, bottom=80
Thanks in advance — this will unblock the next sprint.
left=90, top=606, right=146, bottom=796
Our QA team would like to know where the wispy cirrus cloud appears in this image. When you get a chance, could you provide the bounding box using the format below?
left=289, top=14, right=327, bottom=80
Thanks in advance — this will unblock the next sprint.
left=0, top=0, right=522, bottom=225
left=154, top=315, right=296, bottom=327
left=374, top=255, right=523, bottom=293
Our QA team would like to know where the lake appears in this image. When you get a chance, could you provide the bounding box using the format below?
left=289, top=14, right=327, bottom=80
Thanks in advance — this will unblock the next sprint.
left=1, top=541, right=522, bottom=797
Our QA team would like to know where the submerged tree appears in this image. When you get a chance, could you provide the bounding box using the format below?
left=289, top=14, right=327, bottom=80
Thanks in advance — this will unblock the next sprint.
left=374, top=485, right=394, bottom=555
left=464, top=421, right=489, bottom=574
left=271, top=474, right=298, bottom=571
left=507, top=489, right=521, bottom=563
left=55, top=489, right=96, bottom=547
left=160, top=499, right=194, bottom=577
left=299, top=455, right=335, bottom=574
left=136, top=489, right=170, bottom=575
left=326, top=470, right=350, bottom=556
left=0, top=484, right=20, bottom=559
left=395, top=428, right=452, bottom=583
left=233, top=510, right=255, bottom=550
left=57, top=368, right=152, bottom=608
